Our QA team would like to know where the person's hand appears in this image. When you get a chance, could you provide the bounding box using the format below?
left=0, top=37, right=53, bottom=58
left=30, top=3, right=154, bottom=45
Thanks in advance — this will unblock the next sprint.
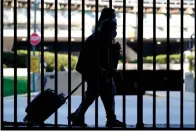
left=112, top=42, right=121, bottom=51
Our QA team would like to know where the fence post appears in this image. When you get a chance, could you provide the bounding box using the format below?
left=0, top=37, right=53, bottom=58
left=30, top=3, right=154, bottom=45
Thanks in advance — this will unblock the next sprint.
left=166, top=0, right=170, bottom=128
left=136, top=0, right=144, bottom=128
left=122, top=0, right=126, bottom=127
left=13, top=0, right=18, bottom=127
left=1, top=0, right=4, bottom=127
left=27, top=0, right=31, bottom=126
left=180, top=0, right=184, bottom=128
left=152, top=0, right=157, bottom=128
left=68, top=0, right=72, bottom=127
left=54, top=0, right=58, bottom=127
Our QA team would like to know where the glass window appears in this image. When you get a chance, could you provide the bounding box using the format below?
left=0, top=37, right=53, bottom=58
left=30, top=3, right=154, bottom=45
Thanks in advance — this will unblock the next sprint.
left=170, top=14, right=180, bottom=26
left=126, top=13, right=136, bottom=26
left=17, top=8, right=27, bottom=23
left=59, top=10, right=68, bottom=18
left=144, top=14, right=153, bottom=26
left=156, top=14, right=167, bottom=27
left=184, top=15, right=194, bottom=27
left=17, top=8, right=27, bottom=16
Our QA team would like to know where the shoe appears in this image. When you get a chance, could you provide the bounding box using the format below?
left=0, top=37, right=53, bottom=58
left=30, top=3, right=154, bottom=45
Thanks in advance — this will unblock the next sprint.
left=106, top=119, right=126, bottom=128
left=67, top=113, right=87, bottom=127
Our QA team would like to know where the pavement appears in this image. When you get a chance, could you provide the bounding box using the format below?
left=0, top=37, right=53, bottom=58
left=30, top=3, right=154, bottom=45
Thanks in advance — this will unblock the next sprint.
left=4, top=91, right=166, bottom=99
left=2, top=91, right=195, bottom=127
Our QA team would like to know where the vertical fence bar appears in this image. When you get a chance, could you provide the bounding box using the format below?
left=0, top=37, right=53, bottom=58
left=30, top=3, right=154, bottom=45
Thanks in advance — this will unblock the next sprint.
left=136, top=0, right=144, bottom=128
left=1, top=0, right=4, bottom=127
left=194, top=2, right=196, bottom=128
left=122, top=0, right=126, bottom=127
left=13, top=0, right=18, bottom=127
left=54, top=0, right=58, bottom=127
left=81, top=0, right=85, bottom=125
left=95, top=0, right=99, bottom=128
left=166, top=0, right=170, bottom=128
left=27, top=0, right=31, bottom=127
left=68, top=0, right=72, bottom=127
left=180, top=0, right=184, bottom=128
left=39, top=0, right=45, bottom=126
left=194, top=1, right=196, bottom=128
left=152, top=0, right=156, bottom=128
left=40, top=1, right=45, bottom=127
left=195, top=22, right=196, bottom=130
left=108, top=0, right=113, bottom=128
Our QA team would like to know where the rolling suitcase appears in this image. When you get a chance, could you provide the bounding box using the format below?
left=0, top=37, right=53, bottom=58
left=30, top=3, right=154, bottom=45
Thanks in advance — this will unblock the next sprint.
left=23, top=82, right=82, bottom=125
left=23, top=88, right=66, bottom=125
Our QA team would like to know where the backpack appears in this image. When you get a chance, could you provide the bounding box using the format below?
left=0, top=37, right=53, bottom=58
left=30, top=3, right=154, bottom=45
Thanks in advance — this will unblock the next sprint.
left=76, top=34, right=95, bottom=81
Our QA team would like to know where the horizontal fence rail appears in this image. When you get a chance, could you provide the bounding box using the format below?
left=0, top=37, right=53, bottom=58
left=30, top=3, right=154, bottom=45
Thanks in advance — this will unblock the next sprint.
left=1, top=0, right=195, bottom=129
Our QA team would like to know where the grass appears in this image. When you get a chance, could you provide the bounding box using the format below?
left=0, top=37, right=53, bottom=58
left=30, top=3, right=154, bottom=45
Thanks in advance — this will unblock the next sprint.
left=3, top=76, right=28, bottom=97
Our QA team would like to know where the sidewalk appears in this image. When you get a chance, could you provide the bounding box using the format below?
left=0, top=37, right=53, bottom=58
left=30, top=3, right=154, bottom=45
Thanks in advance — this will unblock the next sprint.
left=3, top=91, right=166, bottom=99
left=3, top=92, right=195, bottom=126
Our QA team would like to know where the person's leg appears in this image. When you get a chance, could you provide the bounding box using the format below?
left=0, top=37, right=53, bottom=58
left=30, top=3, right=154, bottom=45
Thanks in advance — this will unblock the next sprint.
left=74, top=84, right=98, bottom=117
left=99, top=78, right=116, bottom=120
left=68, top=81, right=99, bottom=125
left=100, top=78, right=126, bottom=127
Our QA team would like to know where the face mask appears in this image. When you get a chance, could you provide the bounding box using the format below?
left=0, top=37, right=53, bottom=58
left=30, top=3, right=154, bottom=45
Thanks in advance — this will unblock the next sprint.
left=112, top=29, right=117, bottom=38
left=112, top=18, right=117, bottom=38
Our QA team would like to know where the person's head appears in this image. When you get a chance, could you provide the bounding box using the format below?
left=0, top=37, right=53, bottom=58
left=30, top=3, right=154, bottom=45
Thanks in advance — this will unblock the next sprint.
left=99, top=18, right=117, bottom=39
left=93, top=8, right=117, bottom=38
left=98, top=7, right=116, bottom=24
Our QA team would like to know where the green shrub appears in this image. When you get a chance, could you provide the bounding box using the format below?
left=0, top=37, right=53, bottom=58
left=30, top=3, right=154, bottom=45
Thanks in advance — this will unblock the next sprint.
left=3, top=64, right=7, bottom=68
left=142, top=56, right=153, bottom=63
left=141, top=54, right=184, bottom=64
left=169, top=54, right=182, bottom=63
left=3, top=52, right=28, bottom=68
left=3, top=50, right=195, bottom=72
left=129, top=54, right=193, bottom=64
left=187, top=55, right=195, bottom=72
left=130, top=60, right=137, bottom=63
left=3, top=50, right=78, bottom=71
left=130, top=53, right=195, bottom=72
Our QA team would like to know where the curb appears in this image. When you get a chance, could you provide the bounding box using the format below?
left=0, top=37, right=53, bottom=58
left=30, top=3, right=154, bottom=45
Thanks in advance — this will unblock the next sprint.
left=4, top=92, right=40, bottom=99
left=144, top=92, right=165, bottom=98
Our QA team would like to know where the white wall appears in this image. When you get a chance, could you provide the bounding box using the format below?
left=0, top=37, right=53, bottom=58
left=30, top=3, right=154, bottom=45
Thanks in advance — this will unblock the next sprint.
left=34, top=71, right=87, bottom=95
left=2, top=65, right=194, bottom=94
left=184, top=72, right=195, bottom=93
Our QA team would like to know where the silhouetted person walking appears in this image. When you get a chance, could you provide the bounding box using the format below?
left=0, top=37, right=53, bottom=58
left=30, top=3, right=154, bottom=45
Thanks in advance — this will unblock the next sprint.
left=68, top=8, right=125, bottom=127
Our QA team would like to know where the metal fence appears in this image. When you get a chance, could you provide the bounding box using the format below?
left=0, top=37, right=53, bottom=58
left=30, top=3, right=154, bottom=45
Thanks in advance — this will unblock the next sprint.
left=1, top=0, right=196, bottom=129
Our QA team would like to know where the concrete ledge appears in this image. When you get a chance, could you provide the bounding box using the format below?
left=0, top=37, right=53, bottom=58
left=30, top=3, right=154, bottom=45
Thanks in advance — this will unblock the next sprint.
left=2, top=63, right=190, bottom=77
left=34, top=71, right=86, bottom=95
left=117, top=63, right=190, bottom=72
left=184, top=72, right=195, bottom=93
left=2, top=68, right=29, bottom=77
left=4, top=92, right=40, bottom=99
left=145, top=91, right=165, bottom=98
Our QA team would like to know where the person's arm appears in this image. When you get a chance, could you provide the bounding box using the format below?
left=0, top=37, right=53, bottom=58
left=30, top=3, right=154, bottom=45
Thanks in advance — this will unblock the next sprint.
left=111, top=42, right=121, bottom=70
left=102, top=41, right=121, bottom=78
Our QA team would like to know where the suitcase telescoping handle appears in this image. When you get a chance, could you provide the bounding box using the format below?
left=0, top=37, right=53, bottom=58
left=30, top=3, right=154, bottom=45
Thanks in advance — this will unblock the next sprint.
left=64, top=82, right=83, bottom=103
